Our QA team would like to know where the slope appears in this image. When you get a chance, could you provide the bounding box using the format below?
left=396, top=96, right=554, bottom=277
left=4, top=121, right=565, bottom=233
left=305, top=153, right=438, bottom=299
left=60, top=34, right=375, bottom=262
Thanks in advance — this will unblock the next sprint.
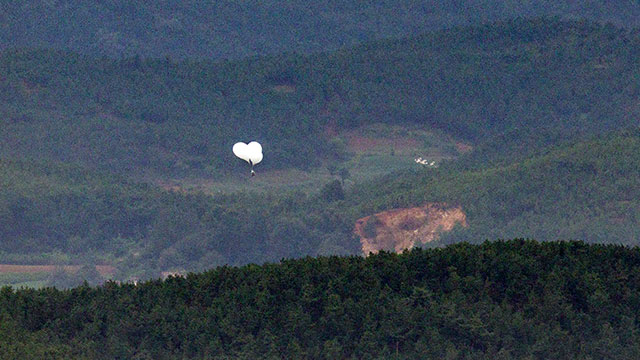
left=2, top=240, right=640, bottom=358
left=349, top=130, right=640, bottom=247
left=1, top=19, right=639, bottom=178
left=2, top=1, right=640, bottom=59
left=1, top=130, right=638, bottom=286
left=0, top=157, right=358, bottom=283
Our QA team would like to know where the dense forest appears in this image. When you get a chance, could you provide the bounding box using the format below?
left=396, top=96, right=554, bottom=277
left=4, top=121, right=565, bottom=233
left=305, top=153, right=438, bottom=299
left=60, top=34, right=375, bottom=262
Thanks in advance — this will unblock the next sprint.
left=1, top=130, right=638, bottom=286
left=1, top=240, right=640, bottom=359
left=2, top=0, right=640, bottom=59
left=2, top=19, right=640, bottom=176
left=0, top=156, right=359, bottom=282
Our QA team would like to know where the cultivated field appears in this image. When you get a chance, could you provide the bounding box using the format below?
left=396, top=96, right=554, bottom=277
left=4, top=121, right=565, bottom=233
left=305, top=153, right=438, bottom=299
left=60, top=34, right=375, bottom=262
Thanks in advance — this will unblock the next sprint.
left=151, top=123, right=463, bottom=194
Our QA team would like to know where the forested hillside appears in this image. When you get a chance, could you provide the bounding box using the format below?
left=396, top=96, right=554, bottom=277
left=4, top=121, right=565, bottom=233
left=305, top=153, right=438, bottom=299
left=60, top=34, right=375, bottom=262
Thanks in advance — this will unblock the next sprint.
left=2, top=240, right=640, bottom=359
left=349, top=130, right=640, bottom=246
left=2, top=18, right=640, bottom=287
left=0, top=157, right=358, bottom=282
left=2, top=19, right=639, bottom=176
left=2, top=1, right=640, bottom=59
left=2, top=130, right=638, bottom=286
left=3, top=4, right=640, bottom=357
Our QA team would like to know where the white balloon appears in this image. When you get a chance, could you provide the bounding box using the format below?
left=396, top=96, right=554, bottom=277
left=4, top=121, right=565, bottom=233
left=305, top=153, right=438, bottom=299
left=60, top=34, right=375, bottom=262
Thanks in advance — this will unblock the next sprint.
left=233, top=142, right=251, bottom=164
left=233, top=141, right=263, bottom=165
left=252, top=151, right=263, bottom=165
left=247, top=141, right=262, bottom=154
left=247, top=141, right=263, bottom=165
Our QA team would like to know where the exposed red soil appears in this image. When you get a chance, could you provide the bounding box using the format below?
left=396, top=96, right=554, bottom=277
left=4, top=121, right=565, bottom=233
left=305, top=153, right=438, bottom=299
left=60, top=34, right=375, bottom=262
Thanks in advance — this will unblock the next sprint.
left=0, top=264, right=116, bottom=278
left=346, top=134, right=421, bottom=153
left=354, top=203, right=467, bottom=255
left=455, top=142, right=473, bottom=154
left=271, top=84, right=296, bottom=93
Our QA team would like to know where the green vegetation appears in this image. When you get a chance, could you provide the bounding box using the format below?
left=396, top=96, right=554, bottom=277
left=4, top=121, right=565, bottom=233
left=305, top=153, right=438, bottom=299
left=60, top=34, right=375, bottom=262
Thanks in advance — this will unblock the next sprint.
left=2, top=19, right=639, bottom=177
left=1, top=18, right=640, bottom=286
left=0, top=157, right=360, bottom=282
left=1, top=9, right=639, bottom=357
left=2, top=240, right=640, bottom=359
left=349, top=130, right=640, bottom=246
left=1, top=130, right=638, bottom=286
left=0, top=272, right=49, bottom=288
left=158, top=123, right=456, bottom=194
left=3, top=1, right=640, bottom=60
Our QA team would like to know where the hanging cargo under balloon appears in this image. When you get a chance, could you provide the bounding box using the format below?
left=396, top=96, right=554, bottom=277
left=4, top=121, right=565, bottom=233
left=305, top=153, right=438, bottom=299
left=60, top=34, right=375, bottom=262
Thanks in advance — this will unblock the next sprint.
left=233, top=141, right=263, bottom=176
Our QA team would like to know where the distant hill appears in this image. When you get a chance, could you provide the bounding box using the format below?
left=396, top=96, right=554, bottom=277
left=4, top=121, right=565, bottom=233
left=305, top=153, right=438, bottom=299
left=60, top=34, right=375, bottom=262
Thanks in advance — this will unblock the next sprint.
left=1, top=130, right=638, bottom=284
left=349, top=130, right=640, bottom=246
left=0, top=157, right=358, bottom=280
left=2, top=240, right=640, bottom=358
left=2, top=18, right=640, bottom=286
left=1, top=19, right=639, bottom=176
left=2, top=1, right=640, bottom=59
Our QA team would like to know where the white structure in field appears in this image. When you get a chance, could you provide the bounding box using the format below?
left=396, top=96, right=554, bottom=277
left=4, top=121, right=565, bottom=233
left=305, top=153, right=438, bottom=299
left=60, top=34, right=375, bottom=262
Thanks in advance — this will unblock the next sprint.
left=414, top=157, right=438, bottom=167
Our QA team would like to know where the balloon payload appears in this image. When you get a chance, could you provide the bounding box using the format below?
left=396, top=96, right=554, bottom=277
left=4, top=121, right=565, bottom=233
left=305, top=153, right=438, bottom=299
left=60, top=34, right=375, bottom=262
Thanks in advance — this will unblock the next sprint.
left=233, top=141, right=263, bottom=176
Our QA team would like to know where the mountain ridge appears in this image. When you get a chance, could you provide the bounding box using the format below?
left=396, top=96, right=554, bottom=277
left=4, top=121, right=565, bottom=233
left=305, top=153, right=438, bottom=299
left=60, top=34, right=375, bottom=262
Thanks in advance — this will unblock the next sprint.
left=3, top=1, right=640, bottom=59
left=2, top=18, right=639, bottom=177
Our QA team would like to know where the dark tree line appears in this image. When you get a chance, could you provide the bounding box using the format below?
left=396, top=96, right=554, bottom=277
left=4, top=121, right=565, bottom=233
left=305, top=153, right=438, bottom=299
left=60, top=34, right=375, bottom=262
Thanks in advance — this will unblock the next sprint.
left=2, top=240, right=640, bottom=359
left=3, top=1, right=640, bottom=60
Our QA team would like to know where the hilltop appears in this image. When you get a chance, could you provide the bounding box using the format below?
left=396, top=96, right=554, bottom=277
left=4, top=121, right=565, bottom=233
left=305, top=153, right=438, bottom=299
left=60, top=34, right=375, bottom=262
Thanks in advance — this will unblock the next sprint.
left=1, top=19, right=639, bottom=178
left=2, top=240, right=640, bottom=358
left=3, top=1, right=640, bottom=59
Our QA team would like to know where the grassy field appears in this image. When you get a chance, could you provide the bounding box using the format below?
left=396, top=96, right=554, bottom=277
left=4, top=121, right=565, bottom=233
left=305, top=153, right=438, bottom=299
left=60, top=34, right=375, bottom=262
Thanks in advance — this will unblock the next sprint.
left=0, top=272, right=49, bottom=289
left=0, top=265, right=117, bottom=289
left=151, top=123, right=462, bottom=194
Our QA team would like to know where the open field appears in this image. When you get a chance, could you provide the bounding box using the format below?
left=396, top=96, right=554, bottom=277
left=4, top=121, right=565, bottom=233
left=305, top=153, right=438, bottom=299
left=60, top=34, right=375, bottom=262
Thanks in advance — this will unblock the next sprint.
left=0, top=271, right=50, bottom=288
left=150, top=124, right=463, bottom=194
left=0, top=265, right=117, bottom=288
left=0, top=264, right=116, bottom=276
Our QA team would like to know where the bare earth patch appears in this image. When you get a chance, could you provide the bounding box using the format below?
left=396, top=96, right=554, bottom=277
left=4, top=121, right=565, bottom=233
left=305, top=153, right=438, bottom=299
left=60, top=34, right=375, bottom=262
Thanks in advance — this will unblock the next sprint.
left=346, top=135, right=421, bottom=153
left=342, top=129, right=421, bottom=153
left=455, top=142, right=473, bottom=154
left=271, top=84, right=296, bottom=93
left=0, top=264, right=116, bottom=277
left=354, top=203, right=467, bottom=255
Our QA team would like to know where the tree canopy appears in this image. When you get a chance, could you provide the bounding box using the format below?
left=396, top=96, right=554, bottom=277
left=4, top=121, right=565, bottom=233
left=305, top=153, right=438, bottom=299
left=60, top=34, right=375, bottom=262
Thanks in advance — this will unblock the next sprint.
left=3, top=1, right=640, bottom=59
left=2, top=240, right=640, bottom=359
left=1, top=19, right=639, bottom=176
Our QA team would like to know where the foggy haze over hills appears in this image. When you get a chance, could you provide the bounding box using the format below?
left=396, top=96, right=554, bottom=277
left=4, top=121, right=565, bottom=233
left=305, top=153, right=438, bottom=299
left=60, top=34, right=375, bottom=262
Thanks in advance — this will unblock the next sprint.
left=2, top=0, right=640, bottom=59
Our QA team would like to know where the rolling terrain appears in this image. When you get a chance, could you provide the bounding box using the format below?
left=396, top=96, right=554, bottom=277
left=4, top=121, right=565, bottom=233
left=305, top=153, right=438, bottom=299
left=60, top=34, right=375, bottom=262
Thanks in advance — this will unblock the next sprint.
left=1, top=19, right=639, bottom=179
left=1, top=129, right=637, bottom=287
left=1, top=18, right=639, bottom=287
left=349, top=130, right=640, bottom=246
left=3, top=1, right=640, bottom=59
left=2, top=240, right=640, bottom=358
left=2, top=6, right=640, bottom=357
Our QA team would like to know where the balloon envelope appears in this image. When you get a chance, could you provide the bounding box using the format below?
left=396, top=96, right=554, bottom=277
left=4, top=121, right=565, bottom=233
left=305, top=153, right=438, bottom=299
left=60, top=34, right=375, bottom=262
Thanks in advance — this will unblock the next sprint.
left=233, top=141, right=263, bottom=165
left=233, top=142, right=250, bottom=163
left=251, top=151, right=263, bottom=165
left=247, top=142, right=262, bottom=165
